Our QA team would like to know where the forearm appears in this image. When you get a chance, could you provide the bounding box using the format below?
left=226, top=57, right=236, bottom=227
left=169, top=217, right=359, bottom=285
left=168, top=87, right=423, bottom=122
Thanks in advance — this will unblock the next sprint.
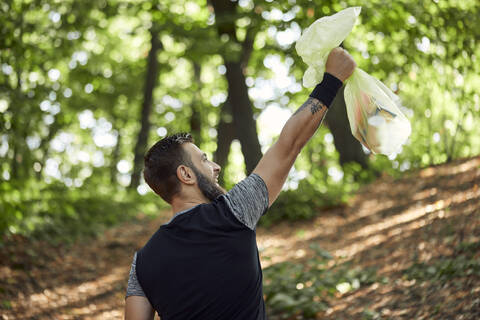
left=279, top=73, right=343, bottom=153
left=279, top=98, right=328, bottom=153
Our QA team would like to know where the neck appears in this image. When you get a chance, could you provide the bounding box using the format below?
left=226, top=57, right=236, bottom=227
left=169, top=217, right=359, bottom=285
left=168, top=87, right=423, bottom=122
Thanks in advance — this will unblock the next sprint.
left=170, top=193, right=210, bottom=216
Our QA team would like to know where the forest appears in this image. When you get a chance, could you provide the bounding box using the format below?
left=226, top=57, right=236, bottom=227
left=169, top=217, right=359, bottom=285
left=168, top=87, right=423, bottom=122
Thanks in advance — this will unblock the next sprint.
left=1, top=0, right=479, bottom=319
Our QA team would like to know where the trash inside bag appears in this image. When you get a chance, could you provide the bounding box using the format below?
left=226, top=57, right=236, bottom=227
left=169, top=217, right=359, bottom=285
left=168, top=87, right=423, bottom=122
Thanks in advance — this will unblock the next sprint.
left=295, top=6, right=411, bottom=156
left=344, top=69, right=411, bottom=155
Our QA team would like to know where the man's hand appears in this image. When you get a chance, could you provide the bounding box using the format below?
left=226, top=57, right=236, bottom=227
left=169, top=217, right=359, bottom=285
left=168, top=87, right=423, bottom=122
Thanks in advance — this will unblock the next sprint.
left=325, top=47, right=356, bottom=82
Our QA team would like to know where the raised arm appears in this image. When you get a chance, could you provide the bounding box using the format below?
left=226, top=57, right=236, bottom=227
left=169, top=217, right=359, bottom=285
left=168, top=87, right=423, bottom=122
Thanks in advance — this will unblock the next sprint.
left=252, top=47, right=356, bottom=207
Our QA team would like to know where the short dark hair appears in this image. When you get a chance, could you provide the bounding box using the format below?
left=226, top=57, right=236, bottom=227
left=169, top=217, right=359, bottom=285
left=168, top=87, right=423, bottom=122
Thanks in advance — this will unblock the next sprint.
left=143, top=132, right=194, bottom=203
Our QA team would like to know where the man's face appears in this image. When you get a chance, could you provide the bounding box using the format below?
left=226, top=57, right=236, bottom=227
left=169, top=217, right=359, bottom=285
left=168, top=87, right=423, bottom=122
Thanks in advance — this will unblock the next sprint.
left=182, top=143, right=226, bottom=201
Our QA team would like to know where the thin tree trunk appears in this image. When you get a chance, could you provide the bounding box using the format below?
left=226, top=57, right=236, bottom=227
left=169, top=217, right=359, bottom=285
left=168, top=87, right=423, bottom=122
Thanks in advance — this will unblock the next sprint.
left=37, top=118, right=62, bottom=180
left=325, top=86, right=369, bottom=169
left=110, top=126, right=122, bottom=185
left=129, top=28, right=162, bottom=189
left=10, top=9, right=25, bottom=180
left=448, top=97, right=468, bottom=162
left=190, top=63, right=203, bottom=146
left=214, top=99, right=236, bottom=185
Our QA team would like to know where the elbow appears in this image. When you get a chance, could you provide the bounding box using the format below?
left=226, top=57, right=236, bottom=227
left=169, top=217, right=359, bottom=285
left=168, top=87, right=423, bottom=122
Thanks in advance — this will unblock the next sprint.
left=278, top=125, right=301, bottom=156
left=278, top=119, right=308, bottom=155
left=283, top=133, right=304, bottom=155
left=277, top=134, right=302, bottom=160
left=291, top=139, right=306, bottom=154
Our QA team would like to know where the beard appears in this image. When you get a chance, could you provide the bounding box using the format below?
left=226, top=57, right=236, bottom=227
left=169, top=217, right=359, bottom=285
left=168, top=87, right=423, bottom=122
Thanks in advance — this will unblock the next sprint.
left=190, top=165, right=226, bottom=201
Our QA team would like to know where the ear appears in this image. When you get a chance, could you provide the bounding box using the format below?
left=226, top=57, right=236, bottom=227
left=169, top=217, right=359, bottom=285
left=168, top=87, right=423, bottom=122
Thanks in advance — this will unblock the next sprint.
left=176, top=165, right=196, bottom=185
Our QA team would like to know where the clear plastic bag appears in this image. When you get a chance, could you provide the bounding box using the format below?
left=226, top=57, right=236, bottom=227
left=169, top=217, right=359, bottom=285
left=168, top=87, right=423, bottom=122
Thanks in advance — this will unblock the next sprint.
left=296, top=7, right=411, bottom=156
left=344, top=69, right=411, bottom=155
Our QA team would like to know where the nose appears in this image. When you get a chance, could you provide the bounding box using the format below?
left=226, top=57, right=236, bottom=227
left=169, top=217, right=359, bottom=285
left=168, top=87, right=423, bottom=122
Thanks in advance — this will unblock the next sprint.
left=213, top=162, right=221, bottom=174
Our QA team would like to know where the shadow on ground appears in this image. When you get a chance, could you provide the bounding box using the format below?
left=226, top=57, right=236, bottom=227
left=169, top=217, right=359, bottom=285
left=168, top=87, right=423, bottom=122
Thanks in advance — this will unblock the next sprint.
left=1, top=156, right=479, bottom=319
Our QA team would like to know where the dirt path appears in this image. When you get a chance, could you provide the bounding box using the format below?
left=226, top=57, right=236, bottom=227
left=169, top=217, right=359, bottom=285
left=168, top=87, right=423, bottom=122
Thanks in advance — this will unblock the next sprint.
left=1, top=156, right=479, bottom=319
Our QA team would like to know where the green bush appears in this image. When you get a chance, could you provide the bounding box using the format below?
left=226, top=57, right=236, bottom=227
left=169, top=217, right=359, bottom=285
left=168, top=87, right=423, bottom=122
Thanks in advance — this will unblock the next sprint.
left=0, top=179, right=165, bottom=244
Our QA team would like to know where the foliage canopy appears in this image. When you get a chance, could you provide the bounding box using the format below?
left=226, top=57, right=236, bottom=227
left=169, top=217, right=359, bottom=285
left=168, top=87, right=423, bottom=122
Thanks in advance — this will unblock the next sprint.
left=1, top=0, right=479, bottom=239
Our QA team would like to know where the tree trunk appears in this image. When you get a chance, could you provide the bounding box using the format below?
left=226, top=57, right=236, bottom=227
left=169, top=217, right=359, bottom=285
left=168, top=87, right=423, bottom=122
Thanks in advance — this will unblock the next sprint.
left=110, top=126, right=122, bottom=185
left=213, top=99, right=236, bottom=185
left=190, top=63, right=203, bottom=146
left=38, top=117, right=62, bottom=180
left=224, top=61, right=262, bottom=174
left=129, top=28, right=162, bottom=190
left=325, top=86, right=369, bottom=169
left=210, top=0, right=263, bottom=175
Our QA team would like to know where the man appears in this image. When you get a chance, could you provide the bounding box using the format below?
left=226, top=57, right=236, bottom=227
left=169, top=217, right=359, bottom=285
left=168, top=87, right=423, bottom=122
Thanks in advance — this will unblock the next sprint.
left=125, top=47, right=356, bottom=319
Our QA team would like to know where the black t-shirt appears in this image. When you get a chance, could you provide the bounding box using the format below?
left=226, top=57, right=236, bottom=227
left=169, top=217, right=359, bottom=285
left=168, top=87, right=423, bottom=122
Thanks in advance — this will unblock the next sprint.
left=127, top=173, right=269, bottom=319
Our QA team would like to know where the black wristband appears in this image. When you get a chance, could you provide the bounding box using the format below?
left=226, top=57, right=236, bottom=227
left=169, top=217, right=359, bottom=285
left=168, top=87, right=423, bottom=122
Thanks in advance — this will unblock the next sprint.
left=309, top=72, right=343, bottom=108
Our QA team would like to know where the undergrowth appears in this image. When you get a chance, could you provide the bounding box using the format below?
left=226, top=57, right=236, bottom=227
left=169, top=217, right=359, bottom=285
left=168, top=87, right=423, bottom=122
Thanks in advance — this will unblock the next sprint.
left=0, top=179, right=166, bottom=245
left=403, top=240, right=480, bottom=282
left=263, top=243, right=382, bottom=319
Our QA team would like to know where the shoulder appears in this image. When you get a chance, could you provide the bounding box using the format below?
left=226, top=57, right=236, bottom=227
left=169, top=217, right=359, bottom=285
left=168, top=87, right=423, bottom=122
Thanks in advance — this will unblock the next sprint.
left=222, top=173, right=269, bottom=230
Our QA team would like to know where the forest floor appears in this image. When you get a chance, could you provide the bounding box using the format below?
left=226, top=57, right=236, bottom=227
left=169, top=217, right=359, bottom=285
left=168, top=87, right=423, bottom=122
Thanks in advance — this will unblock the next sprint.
left=1, top=156, right=479, bottom=319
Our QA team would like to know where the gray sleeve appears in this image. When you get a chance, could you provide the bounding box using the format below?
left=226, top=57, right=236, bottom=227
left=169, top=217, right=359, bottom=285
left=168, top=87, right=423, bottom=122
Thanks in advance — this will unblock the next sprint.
left=223, top=173, right=269, bottom=230
left=125, top=252, right=146, bottom=298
